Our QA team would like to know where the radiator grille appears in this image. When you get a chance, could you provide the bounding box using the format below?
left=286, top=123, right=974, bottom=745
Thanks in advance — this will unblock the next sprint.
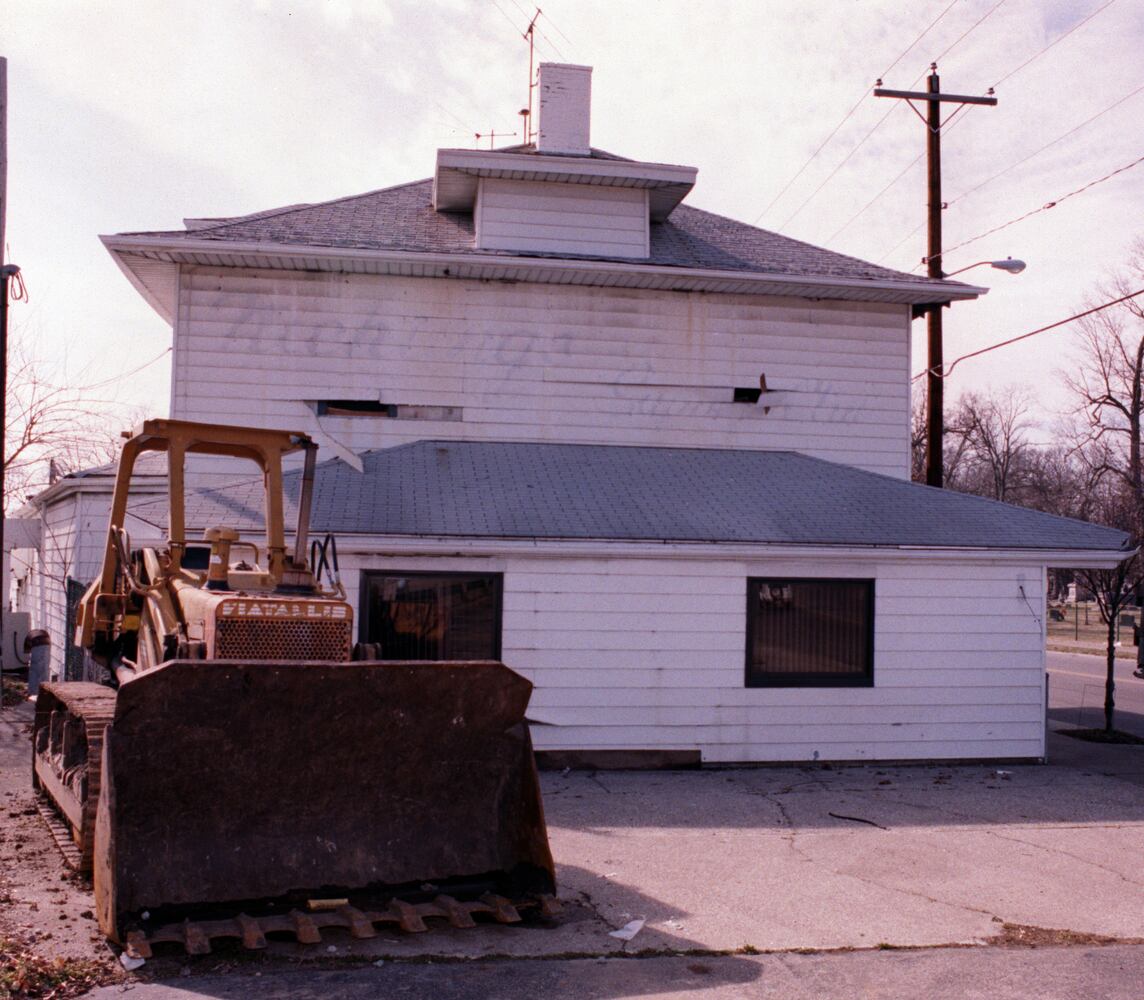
left=215, top=618, right=353, bottom=662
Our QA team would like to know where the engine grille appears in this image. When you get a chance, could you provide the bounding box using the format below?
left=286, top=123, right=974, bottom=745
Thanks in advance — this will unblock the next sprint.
left=215, top=618, right=353, bottom=662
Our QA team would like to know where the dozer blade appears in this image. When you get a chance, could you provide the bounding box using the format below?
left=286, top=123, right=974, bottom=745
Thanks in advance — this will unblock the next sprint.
left=93, top=659, right=555, bottom=942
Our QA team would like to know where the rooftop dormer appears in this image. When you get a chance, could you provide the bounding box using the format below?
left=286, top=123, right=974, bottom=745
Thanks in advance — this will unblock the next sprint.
left=433, top=64, right=697, bottom=260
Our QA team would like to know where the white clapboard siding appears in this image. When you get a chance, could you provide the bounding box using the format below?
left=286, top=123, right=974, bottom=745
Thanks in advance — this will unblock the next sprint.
left=38, top=497, right=81, bottom=680
left=173, top=268, right=912, bottom=478
left=476, top=179, right=648, bottom=258
left=341, top=549, right=1048, bottom=762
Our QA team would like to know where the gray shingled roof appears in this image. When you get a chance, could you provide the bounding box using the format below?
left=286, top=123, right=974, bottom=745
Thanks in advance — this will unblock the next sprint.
left=133, top=441, right=1130, bottom=553
left=122, top=176, right=944, bottom=287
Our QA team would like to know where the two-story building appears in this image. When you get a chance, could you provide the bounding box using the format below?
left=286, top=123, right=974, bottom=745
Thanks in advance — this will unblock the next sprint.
left=25, top=64, right=1130, bottom=763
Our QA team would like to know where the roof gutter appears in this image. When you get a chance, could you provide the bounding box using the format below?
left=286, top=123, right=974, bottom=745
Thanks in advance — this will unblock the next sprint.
left=280, top=533, right=1134, bottom=569
left=101, top=234, right=986, bottom=316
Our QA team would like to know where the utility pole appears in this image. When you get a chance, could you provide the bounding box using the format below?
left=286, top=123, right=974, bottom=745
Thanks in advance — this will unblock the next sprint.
left=875, top=65, right=996, bottom=488
left=0, top=57, right=9, bottom=629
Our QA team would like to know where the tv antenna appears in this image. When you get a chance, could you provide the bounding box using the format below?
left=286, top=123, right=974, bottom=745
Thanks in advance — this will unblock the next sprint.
left=521, top=8, right=542, bottom=145
left=474, top=129, right=518, bottom=150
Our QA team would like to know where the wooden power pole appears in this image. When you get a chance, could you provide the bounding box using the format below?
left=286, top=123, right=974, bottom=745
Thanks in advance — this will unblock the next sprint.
left=875, top=65, right=996, bottom=488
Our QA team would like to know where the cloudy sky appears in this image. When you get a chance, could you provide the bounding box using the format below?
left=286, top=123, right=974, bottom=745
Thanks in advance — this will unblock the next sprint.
left=4, top=0, right=1143, bottom=437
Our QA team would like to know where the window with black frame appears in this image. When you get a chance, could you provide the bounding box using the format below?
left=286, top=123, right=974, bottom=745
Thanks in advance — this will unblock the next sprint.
left=360, top=572, right=502, bottom=660
left=746, top=578, right=874, bottom=687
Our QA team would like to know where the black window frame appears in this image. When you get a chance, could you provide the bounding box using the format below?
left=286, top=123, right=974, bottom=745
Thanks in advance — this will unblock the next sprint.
left=745, top=577, right=875, bottom=688
left=359, top=570, right=503, bottom=661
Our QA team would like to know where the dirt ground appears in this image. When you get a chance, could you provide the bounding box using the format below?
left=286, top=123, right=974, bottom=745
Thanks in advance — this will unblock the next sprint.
left=0, top=695, right=129, bottom=996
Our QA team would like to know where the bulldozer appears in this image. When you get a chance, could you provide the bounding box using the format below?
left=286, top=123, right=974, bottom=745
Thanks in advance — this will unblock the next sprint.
left=32, top=420, right=556, bottom=956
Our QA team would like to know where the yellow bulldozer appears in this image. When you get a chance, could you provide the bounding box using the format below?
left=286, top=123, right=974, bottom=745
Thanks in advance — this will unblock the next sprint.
left=32, top=420, right=556, bottom=956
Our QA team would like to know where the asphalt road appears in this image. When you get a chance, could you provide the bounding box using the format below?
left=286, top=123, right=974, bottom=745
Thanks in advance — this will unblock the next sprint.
left=82, top=946, right=1144, bottom=1000
left=1047, top=649, right=1144, bottom=738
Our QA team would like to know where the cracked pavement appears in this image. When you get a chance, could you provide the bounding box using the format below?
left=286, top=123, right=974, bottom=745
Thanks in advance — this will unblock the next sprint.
left=4, top=691, right=1144, bottom=996
left=540, top=731, right=1144, bottom=954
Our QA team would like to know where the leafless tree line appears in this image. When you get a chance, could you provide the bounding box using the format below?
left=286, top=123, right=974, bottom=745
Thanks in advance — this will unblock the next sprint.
left=4, top=340, right=139, bottom=514
left=914, top=241, right=1144, bottom=730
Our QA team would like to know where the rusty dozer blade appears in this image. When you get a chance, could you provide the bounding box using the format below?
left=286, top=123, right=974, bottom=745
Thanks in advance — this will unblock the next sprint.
left=93, top=659, right=555, bottom=943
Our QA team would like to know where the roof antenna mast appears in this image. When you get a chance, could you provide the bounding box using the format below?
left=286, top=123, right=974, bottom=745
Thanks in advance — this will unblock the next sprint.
left=521, top=8, right=542, bottom=146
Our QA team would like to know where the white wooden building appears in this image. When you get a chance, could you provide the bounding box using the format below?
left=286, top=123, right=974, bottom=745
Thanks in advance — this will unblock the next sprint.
left=24, top=63, right=1130, bottom=763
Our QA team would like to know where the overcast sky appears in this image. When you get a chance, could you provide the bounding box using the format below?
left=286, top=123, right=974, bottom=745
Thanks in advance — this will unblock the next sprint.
left=4, top=0, right=1143, bottom=439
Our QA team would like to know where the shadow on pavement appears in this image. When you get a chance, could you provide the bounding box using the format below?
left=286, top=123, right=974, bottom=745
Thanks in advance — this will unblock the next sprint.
left=1048, top=704, right=1144, bottom=737
left=96, top=953, right=765, bottom=1000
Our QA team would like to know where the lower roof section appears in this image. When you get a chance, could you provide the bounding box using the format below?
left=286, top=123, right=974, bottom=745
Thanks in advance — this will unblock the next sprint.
left=156, top=440, right=1131, bottom=560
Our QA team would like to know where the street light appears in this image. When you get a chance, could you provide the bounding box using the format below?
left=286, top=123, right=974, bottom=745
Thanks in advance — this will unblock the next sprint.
left=944, top=257, right=1027, bottom=278
left=920, top=255, right=1026, bottom=488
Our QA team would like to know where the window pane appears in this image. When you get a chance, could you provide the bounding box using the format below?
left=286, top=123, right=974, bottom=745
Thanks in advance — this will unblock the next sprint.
left=362, top=573, right=502, bottom=660
left=747, top=579, right=873, bottom=687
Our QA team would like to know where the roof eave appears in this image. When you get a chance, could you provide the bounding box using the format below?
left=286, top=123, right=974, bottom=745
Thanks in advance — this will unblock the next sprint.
left=265, top=533, right=1135, bottom=567
left=103, top=235, right=178, bottom=324
left=102, top=234, right=985, bottom=306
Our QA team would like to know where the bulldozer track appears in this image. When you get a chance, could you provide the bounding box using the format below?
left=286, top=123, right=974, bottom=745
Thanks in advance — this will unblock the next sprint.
left=124, top=893, right=562, bottom=957
left=32, top=683, right=118, bottom=873
left=34, top=794, right=84, bottom=870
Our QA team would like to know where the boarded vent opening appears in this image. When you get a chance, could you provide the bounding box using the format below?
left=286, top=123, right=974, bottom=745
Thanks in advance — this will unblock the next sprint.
left=315, top=401, right=462, bottom=421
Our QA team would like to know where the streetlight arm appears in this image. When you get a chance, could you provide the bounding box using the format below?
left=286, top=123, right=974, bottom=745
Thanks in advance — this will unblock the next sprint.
left=943, top=257, right=1027, bottom=278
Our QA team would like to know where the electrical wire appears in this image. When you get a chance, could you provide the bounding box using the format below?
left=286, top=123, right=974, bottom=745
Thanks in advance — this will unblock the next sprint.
left=868, top=1, right=1119, bottom=265
left=72, top=347, right=172, bottom=393
left=776, top=103, right=902, bottom=231
left=947, top=81, right=1144, bottom=208
left=880, top=81, right=1144, bottom=268
left=941, top=153, right=1144, bottom=259
left=911, top=289, right=1144, bottom=381
left=991, top=0, right=1116, bottom=90
left=927, top=0, right=1008, bottom=69
left=827, top=153, right=923, bottom=243
left=776, top=0, right=1009, bottom=233
left=753, top=0, right=960, bottom=226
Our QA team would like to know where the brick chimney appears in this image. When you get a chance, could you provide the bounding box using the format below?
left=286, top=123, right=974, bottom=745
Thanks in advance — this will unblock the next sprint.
left=536, top=63, right=591, bottom=156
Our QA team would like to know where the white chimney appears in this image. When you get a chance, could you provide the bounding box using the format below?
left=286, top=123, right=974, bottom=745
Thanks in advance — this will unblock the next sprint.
left=536, top=63, right=592, bottom=155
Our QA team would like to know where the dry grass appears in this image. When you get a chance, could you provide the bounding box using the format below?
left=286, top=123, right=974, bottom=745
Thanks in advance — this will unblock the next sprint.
left=0, top=939, right=112, bottom=1000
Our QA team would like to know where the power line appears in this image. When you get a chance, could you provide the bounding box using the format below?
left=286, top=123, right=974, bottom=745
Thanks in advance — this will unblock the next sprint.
left=942, top=153, right=1144, bottom=259
left=947, top=81, right=1144, bottom=208
left=776, top=103, right=903, bottom=231
left=827, top=154, right=923, bottom=243
left=880, top=81, right=1144, bottom=269
left=928, top=0, right=1008, bottom=68
left=776, top=0, right=1008, bottom=234
left=75, top=347, right=172, bottom=393
left=752, top=0, right=960, bottom=226
left=912, top=289, right=1144, bottom=381
left=502, top=0, right=567, bottom=61
left=880, top=0, right=962, bottom=81
left=869, top=2, right=1119, bottom=265
left=991, top=0, right=1116, bottom=90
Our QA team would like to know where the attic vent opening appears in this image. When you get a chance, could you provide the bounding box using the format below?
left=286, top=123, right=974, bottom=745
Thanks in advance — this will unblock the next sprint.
left=733, top=387, right=762, bottom=404
left=314, top=401, right=462, bottom=422
left=317, top=400, right=390, bottom=417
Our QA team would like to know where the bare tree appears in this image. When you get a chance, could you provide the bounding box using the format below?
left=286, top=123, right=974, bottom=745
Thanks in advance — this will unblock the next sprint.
left=913, top=384, right=1037, bottom=502
left=4, top=340, right=137, bottom=513
left=911, top=384, right=978, bottom=488
left=948, top=388, right=1035, bottom=503
left=1059, top=243, right=1144, bottom=727
left=1061, top=241, right=1144, bottom=529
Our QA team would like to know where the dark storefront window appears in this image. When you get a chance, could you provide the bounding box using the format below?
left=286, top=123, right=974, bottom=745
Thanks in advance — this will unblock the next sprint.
left=746, top=578, right=874, bottom=687
left=360, top=572, right=502, bottom=660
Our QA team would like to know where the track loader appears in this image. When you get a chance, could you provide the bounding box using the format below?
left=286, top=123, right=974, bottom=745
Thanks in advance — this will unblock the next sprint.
left=32, top=420, right=555, bottom=955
